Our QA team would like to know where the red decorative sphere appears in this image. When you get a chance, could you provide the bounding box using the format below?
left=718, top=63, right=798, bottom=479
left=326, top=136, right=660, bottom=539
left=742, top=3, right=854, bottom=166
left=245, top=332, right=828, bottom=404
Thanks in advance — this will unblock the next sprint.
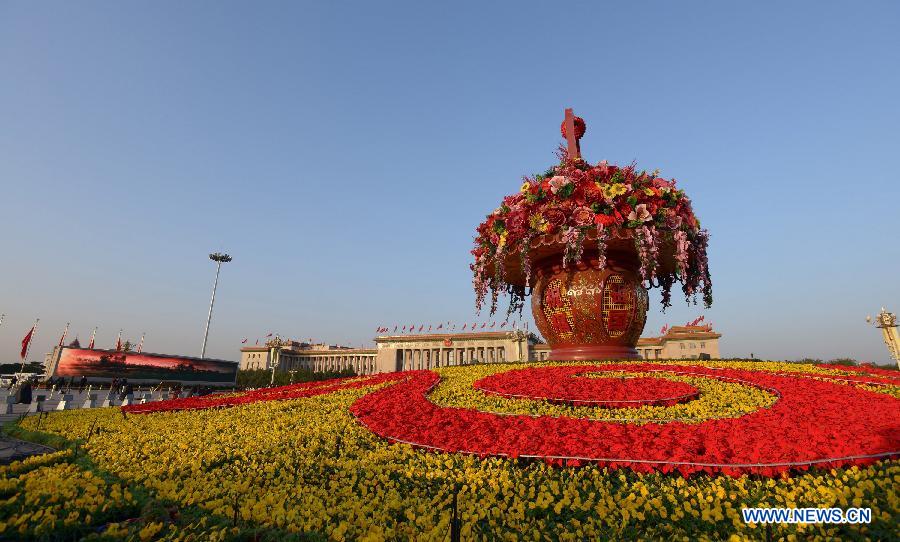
left=560, top=116, right=587, bottom=140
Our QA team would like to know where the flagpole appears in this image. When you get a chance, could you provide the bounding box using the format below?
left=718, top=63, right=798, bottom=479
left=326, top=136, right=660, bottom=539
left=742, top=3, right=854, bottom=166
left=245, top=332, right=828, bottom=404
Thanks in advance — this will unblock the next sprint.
left=88, top=327, right=97, bottom=349
left=59, top=322, right=70, bottom=347
left=20, top=318, right=39, bottom=372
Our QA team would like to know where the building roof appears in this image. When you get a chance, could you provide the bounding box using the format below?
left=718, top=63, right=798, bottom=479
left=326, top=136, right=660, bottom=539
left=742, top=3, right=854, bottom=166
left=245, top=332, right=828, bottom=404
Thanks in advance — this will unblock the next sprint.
left=375, top=331, right=528, bottom=343
left=282, top=348, right=376, bottom=356
left=637, top=325, right=721, bottom=346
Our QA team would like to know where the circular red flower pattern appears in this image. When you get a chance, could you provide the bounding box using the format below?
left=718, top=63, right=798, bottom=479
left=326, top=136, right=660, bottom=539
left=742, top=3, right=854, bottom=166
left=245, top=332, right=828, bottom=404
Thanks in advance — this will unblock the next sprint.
left=125, top=363, right=900, bottom=477
left=350, top=363, right=900, bottom=476
left=473, top=366, right=699, bottom=407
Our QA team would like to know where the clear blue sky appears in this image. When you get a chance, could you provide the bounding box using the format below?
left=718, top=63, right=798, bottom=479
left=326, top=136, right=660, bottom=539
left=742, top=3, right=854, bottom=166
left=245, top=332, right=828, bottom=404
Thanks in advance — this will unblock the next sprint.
left=1, top=1, right=898, bottom=364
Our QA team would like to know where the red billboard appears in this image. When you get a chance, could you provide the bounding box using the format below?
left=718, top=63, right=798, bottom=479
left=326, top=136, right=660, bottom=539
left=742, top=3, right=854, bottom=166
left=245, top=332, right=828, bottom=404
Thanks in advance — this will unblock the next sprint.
left=52, top=348, right=237, bottom=385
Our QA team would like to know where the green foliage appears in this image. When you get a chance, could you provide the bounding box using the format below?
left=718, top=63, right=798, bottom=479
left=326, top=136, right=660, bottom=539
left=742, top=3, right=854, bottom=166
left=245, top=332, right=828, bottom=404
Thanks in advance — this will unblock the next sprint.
left=235, top=368, right=354, bottom=389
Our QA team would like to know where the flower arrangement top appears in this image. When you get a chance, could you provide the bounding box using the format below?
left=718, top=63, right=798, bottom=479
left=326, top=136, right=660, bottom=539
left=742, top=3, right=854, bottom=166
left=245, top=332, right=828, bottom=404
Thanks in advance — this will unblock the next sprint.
left=472, top=111, right=712, bottom=315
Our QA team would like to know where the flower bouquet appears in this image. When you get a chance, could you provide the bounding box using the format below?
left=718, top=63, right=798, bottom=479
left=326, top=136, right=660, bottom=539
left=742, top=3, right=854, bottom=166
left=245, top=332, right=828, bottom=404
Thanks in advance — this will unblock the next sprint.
left=471, top=113, right=712, bottom=359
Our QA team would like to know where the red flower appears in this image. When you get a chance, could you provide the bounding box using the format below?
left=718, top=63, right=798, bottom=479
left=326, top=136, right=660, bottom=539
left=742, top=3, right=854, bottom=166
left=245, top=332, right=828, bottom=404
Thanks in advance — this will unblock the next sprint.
left=543, top=208, right=566, bottom=227
left=572, top=207, right=594, bottom=227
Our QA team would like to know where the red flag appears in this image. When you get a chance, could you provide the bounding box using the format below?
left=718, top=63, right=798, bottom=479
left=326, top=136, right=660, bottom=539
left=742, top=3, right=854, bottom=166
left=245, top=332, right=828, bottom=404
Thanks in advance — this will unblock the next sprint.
left=393, top=326, right=397, bottom=332
left=462, top=324, right=467, bottom=330
left=241, top=338, right=248, bottom=344
left=501, top=322, right=507, bottom=328
left=418, top=325, right=423, bottom=332
left=402, top=326, right=407, bottom=331
left=265, top=332, right=273, bottom=338
left=490, top=322, right=496, bottom=328
left=255, top=339, right=259, bottom=345
left=115, top=335, right=122, bottom=352
left=88, top=331, right=95, bottom=349
left=437, top=323, right=443, bottom=330
left=481, top=323, right=486, bottom=329
left=428, top=325, right=432, bottom=332
left=20, top=326, right=35, bottom=360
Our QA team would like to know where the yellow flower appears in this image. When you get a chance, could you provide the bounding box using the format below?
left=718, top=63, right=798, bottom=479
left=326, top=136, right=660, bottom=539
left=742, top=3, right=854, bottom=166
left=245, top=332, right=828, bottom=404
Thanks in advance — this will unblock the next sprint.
left=601, top=183, right=628, bottom=200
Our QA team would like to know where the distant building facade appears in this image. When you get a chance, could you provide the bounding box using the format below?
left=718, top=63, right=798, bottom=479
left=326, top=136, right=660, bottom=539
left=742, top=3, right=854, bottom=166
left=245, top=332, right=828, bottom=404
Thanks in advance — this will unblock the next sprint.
left=241, top=326, right=721, bottom=375
left=240, top=331, right=536, bottom=375
left=635, top=325, right=721, bottom=360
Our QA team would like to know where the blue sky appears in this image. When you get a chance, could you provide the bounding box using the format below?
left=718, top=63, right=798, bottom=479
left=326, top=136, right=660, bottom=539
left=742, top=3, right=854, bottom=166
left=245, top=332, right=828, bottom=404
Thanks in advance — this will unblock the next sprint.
left=1, top=2, right=898, bottom=364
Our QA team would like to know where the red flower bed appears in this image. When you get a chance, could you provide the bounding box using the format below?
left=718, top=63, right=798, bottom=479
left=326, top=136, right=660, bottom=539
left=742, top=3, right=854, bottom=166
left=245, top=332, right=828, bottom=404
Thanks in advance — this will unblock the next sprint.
left=122, top=373, right=404, bottom=414
left=473, top=366, right=699, bottom=407
left=350, top=364, right=900, bottom=476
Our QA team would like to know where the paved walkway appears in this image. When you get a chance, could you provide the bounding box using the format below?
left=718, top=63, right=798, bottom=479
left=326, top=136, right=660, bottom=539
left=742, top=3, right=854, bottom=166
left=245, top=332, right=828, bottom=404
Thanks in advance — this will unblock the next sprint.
left=0, top=434, right=55, bottom=465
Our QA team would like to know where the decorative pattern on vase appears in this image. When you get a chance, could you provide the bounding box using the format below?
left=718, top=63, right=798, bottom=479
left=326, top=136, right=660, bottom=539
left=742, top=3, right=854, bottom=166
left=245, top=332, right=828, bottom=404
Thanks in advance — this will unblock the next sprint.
left=531, top=252, right=648, bottom=359
left=601, top=274, right=635, bottom=339
left=541, top=278, right=576, bottom=341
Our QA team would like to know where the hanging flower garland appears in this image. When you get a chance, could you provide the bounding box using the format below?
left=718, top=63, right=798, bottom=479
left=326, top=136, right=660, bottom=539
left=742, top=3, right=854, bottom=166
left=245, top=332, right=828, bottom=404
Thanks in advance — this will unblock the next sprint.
left=472, top=152, right=712, bottom=316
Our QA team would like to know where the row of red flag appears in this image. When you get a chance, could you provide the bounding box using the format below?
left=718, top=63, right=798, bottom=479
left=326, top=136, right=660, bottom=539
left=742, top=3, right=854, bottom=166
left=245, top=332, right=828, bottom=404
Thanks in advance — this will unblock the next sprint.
left=18, top=320, right=142, bottom=361
left=240, top=332, right=274, bottom=345
left=375, top=321, right=529, bottom=334
left=659, top=316, right=712, bottom=335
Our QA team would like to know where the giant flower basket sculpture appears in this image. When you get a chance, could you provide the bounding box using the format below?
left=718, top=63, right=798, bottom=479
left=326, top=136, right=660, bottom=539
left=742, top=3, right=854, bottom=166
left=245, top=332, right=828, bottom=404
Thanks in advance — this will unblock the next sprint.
left=472, top=110, right=712, bottom=360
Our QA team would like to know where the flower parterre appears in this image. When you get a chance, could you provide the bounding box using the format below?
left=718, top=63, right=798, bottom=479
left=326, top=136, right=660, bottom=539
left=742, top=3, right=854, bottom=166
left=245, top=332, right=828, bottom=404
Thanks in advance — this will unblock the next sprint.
left=433, top=364, right=775, bottom=422
left=3, top=360, right=898, bottom=540
left=472, top=155, right=712, bottom=314
left=473, top=366, right=701, bottom=407
left=352, top=362, right=900, bottom=476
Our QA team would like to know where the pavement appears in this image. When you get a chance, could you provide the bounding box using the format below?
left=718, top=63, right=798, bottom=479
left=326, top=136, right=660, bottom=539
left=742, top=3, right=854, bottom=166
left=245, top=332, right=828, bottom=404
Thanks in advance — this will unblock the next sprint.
left=0, top=434, right=55, bottom=465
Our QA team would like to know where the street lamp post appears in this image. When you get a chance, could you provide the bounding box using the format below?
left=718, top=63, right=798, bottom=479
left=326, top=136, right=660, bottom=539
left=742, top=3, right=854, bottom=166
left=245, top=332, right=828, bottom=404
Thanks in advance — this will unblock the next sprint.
left=201, top=252, right=232, bottom=359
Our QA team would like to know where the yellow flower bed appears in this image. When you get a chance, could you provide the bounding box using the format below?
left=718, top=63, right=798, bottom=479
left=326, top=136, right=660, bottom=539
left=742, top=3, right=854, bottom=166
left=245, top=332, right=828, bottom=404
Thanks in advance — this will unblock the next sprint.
left=0, top=462, right=138, bottom=539
left=0, top=360, right=894, bottom=540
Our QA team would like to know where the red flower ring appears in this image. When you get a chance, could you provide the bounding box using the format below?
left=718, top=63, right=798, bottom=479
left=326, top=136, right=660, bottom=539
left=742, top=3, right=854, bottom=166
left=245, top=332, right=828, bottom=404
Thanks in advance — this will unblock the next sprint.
left=350, top=364, right=900, bottom=476
left=123, top=373, right=404, bottom=414
left=473, top=366, right=699, bottom=408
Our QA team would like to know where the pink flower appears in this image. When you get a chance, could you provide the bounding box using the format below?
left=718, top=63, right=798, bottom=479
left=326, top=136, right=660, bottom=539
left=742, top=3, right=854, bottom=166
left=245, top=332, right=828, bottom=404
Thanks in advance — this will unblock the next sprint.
left=548, top=175, right=571, bottom=194
left=572, top=206, right=594, bottom=227
left=651, top=177, right=674, bottom=189
left=627, top=203, right=652, bottom=223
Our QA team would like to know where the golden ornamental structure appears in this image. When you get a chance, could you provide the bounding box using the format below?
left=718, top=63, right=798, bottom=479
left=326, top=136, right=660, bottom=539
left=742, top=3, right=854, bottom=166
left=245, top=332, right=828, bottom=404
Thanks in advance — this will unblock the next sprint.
left=867, top=308, right=900, bottom=368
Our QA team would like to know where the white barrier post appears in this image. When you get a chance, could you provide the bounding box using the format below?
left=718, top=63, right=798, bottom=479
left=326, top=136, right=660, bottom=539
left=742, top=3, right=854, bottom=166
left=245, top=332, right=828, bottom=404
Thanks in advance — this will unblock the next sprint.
left=82, top=393, right=99, bottom=409
left=28, top=395, right=46, bottom=413
left=56, top=394, right=74, bottom=410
